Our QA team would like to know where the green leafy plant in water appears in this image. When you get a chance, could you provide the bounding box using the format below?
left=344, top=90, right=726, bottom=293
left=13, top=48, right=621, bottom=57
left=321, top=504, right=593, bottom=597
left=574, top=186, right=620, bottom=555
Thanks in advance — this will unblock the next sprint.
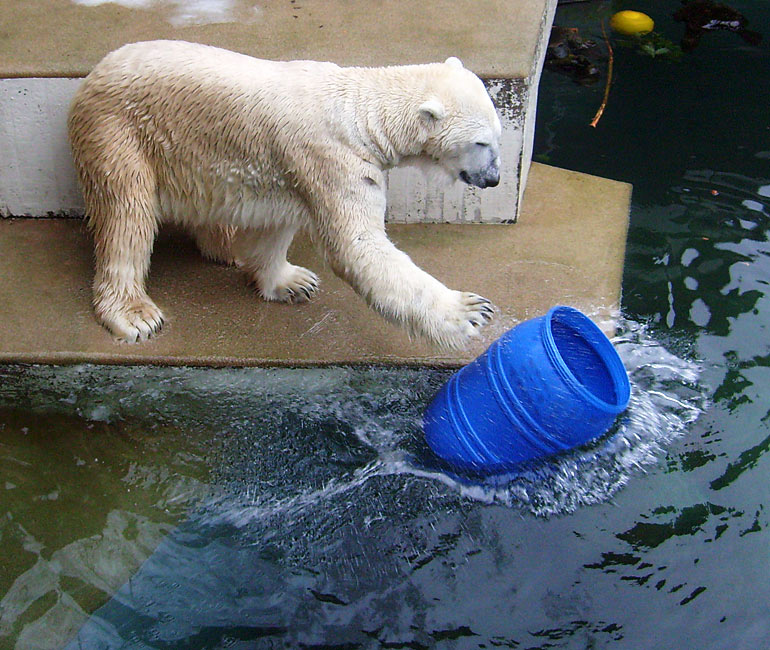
left=619, top=31, right=684, bottom=61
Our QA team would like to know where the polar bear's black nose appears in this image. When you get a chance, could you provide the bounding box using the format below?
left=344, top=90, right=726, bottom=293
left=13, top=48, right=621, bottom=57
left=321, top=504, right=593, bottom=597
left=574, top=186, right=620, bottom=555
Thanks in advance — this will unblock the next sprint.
left=460, top=170, right=500, bottom=188
left=485, top=172, right=500, bottom=188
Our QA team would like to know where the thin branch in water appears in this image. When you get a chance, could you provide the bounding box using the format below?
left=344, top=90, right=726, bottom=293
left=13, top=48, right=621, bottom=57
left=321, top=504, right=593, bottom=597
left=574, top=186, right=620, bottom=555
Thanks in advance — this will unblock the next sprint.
left=590, top=20, right=614, bottom=128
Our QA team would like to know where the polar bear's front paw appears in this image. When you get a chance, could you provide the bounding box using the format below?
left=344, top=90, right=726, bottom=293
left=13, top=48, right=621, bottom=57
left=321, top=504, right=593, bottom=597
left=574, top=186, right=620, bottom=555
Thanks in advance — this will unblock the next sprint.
left=96, top=296, right=165, bottom=343
left=426, top=291, right=495, bottom=348
left=250, top=264, right=320, bottom=304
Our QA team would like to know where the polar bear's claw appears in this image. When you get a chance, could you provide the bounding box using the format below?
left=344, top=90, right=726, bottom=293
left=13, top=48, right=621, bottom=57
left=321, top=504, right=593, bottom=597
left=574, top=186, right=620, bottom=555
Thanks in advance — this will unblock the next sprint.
left=423, top=290, right=496, bottom=348
left=464, top=294, right=495, bottom=329
left=97, top=297, right=165, bottom=343
left=254, top=264, right=320, bottom=304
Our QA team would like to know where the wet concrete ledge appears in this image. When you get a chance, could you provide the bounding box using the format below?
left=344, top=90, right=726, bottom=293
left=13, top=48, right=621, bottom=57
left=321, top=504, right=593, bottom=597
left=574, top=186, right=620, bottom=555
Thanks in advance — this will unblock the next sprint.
left=0, top=164, right=631, bottom=368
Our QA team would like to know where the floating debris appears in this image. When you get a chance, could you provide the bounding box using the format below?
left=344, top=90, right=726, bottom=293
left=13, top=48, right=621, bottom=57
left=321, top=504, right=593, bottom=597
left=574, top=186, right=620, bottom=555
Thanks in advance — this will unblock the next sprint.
left=617, top=31, right=684, bottom=61
left=673, top=0, right=763, bottom=51
left=545, top=25, right=602, bottom=85
left=590, top=21, right=614, bottom=128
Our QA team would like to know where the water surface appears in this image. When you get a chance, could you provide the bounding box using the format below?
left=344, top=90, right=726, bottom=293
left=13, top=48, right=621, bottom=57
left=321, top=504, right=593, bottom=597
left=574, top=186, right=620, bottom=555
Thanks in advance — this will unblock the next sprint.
left=2, top=0, right=770, bottom=647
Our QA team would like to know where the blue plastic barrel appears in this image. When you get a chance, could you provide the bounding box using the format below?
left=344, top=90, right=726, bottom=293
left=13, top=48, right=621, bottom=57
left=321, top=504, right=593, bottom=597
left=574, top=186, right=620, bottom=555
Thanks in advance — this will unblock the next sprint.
left=423, top=306, right=631, bottom=472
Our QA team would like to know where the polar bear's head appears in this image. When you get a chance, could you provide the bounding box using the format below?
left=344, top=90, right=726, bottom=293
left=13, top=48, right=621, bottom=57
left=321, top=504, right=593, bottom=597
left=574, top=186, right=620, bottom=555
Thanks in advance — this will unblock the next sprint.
left=418, top=57, right=502, bottom=189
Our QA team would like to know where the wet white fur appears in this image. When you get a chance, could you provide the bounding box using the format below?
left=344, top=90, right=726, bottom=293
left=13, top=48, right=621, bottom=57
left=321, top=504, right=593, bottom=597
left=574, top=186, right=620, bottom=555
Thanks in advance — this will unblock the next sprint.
left=68, top=40, right=502, bottom=347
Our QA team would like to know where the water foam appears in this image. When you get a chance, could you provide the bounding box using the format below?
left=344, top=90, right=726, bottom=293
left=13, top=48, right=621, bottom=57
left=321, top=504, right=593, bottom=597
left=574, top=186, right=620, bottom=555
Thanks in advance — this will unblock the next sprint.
left=70, top=0, right=261, bottom=26
left=190, top=319, right=707, bottom=524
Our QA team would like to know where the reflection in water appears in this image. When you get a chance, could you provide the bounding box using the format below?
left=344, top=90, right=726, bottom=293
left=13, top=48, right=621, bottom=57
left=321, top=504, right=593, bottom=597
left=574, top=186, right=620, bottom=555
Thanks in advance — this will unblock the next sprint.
left=0, top=405, right=211, bottom=647
left=710, top=431, right=770, bottom=491
left=626, top=169, right=768, bottom=337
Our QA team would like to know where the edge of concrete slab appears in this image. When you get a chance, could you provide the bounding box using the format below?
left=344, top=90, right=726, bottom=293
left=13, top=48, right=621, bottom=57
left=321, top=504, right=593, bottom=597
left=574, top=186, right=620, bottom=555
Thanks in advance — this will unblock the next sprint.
left=0, top=163, right=631, bottom=369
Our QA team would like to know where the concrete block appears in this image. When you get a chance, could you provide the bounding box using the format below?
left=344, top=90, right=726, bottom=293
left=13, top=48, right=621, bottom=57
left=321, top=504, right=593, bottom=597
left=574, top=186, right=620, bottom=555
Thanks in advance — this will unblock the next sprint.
left=0, top=0, right=558, bottom=222
left=0, top=78, right=83, bottom=217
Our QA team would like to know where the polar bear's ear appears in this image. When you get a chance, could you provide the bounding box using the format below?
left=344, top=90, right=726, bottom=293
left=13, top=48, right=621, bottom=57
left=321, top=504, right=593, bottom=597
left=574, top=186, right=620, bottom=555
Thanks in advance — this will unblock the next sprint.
left=419, top=98, right=446, bottom=121
left=444, top=56, right=464, bottom=69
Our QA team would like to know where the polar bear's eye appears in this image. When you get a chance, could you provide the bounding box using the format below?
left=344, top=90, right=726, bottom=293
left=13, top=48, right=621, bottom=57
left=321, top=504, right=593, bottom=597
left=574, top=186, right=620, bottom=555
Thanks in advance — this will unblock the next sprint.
left=475, top=142, right=490, bottom=148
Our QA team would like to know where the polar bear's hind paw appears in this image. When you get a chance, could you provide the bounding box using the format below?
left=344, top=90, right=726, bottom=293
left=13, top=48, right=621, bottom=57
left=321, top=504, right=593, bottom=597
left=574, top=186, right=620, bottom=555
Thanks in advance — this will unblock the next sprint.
left=252, top=264, right=320, bottom=304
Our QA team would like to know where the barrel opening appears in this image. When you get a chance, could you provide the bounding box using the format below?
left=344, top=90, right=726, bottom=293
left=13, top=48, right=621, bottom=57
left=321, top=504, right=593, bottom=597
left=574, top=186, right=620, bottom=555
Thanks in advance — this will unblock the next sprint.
left=549, top=309, right=622, bottom=407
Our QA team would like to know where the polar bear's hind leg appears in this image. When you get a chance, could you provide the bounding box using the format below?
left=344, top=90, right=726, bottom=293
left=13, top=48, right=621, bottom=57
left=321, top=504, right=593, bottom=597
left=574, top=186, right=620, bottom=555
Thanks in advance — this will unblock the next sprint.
left=85, top=151, right=164, bottom=342
left=234, top=225, right=320, bottom=303
left=193, top=224, right=239, bottom=266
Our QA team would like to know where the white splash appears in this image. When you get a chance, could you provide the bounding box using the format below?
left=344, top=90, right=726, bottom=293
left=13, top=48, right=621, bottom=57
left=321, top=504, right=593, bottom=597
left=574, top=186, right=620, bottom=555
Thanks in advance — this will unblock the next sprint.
left=198, top=318, right=708, bottom=523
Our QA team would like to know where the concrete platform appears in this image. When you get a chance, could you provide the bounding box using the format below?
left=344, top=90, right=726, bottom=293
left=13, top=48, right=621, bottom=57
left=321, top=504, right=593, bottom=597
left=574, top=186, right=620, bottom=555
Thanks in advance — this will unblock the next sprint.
left=0, top=0, right=547, bottom=78
left=0, top=163, right=631, bottom=368
left=0, top=0, right=557, bottom=222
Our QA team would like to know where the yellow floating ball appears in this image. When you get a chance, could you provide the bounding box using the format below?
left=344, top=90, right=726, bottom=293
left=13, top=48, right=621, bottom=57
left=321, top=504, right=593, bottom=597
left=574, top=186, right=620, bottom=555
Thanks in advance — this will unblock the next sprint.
left=609, top=10, right=654, bottom=36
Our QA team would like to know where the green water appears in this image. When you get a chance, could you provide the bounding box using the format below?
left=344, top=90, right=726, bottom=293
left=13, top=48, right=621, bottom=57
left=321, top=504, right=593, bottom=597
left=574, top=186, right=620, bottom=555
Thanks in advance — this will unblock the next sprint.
left=2, top=1, right=770, bottom=647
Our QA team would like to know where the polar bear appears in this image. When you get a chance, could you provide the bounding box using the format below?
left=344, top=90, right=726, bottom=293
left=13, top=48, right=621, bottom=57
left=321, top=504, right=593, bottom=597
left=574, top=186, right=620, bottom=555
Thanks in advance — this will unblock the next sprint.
left=68, top=40, right=501, bottom=348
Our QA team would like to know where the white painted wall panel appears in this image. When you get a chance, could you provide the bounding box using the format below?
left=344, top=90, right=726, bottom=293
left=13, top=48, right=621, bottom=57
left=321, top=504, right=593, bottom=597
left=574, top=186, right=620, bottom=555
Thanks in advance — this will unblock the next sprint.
left=1, top=78, right=84, bottom=216
left=0, top=74, right=540, bottom=222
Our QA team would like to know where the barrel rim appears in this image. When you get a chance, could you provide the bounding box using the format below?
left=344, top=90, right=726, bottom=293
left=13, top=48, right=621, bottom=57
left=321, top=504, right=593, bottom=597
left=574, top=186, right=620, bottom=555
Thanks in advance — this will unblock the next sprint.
left=542, top=306, right=631, bottom=413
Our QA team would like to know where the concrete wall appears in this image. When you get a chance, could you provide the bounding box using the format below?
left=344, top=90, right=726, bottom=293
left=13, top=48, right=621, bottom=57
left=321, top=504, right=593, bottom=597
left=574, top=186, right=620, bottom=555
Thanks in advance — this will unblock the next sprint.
left=0, top=0, right=558, bottom=221
left=0, top=78, right=84, bottom=217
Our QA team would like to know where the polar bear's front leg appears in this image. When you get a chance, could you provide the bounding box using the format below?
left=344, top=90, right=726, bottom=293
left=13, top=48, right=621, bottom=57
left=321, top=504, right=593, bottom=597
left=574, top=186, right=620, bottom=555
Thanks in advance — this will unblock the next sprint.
left=367, top=242, right=494, bottom=348
left=233, top=224, right=319, bottom=303
left=318, top=216, right=495, bottom=348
